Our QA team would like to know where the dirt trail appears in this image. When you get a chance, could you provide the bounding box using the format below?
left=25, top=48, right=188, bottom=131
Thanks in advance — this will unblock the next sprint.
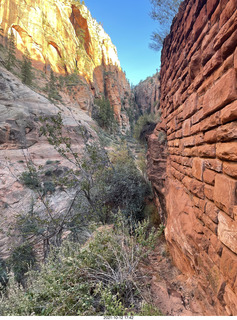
left=142, top=236, right=203, bottom=316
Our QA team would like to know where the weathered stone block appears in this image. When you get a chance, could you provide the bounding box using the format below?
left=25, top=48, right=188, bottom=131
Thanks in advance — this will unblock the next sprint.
left=203, top=50, right=223, bottom=77
left=220, top=247, right=237, bottom=287
left=183, top=136, right=195, bottom=147
left=222, top=29, right=237, bottom=59
left=182, top=118, right=191, bottom=136
left=183, top=93, right=198, bottom=119
left=182, top=156, right=193, bottom=167
left=220, top=100, right=237, bottom=124
left=191, top=122, right=201, bottom=135
left=203, top=168, right=216, bottom=185
left=193, top=5, right=208, bottom=41
left=204, top=159, right=223, bottom=172
left=205, top=184, right=214, bottom=201
left=207, top=0, right=219, bottom=18
left=216, top=142, right=237, bottom=161
left=219, top=0, right=237, bottom=27
left=216, top=122, right=237, bottom=142
left=192, top=108, right=204, bottom=124
left=214, top=10, right=237, bottom=50
left=192, top=157, right=205, bottom=181
left=204, top=129, right=217, bottom=143
left=183, top=175, right=205, bottom=199
left=195, top=132, right=204, bottom=145
left=203, top=69, right=237, bottom=117
left=214, top=174, right=237, bottom=216
left=202, top=213, right=218, bottom=234
left=205, top=200, right=219, bottom=223
left=200, top=111, right=221, bottom=132
left=223, top=285, right=237, bottom=315
left=223, top=161, right=237, bottom=179
left=198, top=144, right=216, bottom=158
left=218, top=211, right=237, bottom=254
left=189, top=51, right=202, bottom=80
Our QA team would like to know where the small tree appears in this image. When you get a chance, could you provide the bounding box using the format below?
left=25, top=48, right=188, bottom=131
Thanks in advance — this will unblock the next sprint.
left=21, top=49, right=34, bottom=85
left=149, top=0, right=183, bottom=51
left=93, top=96, right=118, bottom=133
left=5, top=31, right=16, bottom=71
left=0, top=258, right=8, bottom=290
left=8, top=242, right=36, bottom=286
left=0, top=25, right=4, bottom=49
left=47, top=69, right=62, bottom=102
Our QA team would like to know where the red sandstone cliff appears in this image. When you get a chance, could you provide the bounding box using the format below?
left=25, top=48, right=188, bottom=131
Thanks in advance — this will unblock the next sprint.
left=0, top=0, right=131, bottom=125
left=148, top=0, right=237, bottom=315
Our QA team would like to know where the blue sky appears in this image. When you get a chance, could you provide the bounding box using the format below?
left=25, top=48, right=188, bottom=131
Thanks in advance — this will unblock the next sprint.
left=84, top=0, right=161, bottom=85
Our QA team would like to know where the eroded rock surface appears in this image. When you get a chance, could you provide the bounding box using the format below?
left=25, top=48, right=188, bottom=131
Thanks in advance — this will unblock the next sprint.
left=0, top=0, right=131, bottom=125
left=0, top=66, right=96, bottom=259
left=134, top=73, right=160, bottom=115
left=148, top=0, right=237, bottom=315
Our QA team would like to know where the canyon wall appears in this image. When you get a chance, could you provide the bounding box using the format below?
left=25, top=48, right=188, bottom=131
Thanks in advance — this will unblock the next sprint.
left=148, top=0, right=237, bottom=315
left=0, top=0, right=131, bottom=123
left=134, top=73, right=160, bottom=115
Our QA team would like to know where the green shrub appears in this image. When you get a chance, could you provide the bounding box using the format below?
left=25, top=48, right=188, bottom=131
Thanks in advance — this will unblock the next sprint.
left=8, top=243, right=36, bottom=286
left=133, top=113, right=160, bottom=144
left=0, top=218, right=160, bottom=316
left=43, top=181, right=55, bottom=194
left=0, top=258, right=8, bottom=290
left=92, top=96, right=118, bottom=133
left=21, top=49, right=34, bottom=86
left=19, top=171, right=40, bottom=189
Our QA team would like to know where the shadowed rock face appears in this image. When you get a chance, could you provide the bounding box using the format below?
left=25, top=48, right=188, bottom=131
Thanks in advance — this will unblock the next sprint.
left=0, top=0, right=131, bottom=124
left=134, top=73, right=160, bottom=115
left=148, top=0, right=237, bottom=315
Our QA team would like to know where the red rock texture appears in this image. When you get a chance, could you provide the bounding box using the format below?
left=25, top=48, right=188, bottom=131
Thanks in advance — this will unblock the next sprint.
left=148, top=0, right=237, bottom=315
left=134, top=73, right=160, bottom=114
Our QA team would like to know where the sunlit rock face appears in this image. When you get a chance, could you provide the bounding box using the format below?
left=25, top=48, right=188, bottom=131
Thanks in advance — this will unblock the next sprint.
left=0, top=0, right=131, bottom=125
left=0, top=0, right=120, bottom=80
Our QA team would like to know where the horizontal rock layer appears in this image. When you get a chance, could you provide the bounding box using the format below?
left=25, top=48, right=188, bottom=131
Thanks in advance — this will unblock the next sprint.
left=148, top=0, right=237, bottom=315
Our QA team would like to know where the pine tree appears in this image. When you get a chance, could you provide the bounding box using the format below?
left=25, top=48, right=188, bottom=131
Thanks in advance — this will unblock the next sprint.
left=5, top=31, right=16, bottom=71
left=21, top=49, right=34, bottom=85
left=48, top=69, right=62, bottom=102
left=0, top=25, right=4, bottom=48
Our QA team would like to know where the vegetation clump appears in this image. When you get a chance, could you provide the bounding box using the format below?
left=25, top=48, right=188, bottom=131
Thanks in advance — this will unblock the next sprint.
left=0, top=216, right=162, bottom=316
left=21, top=49, right=34, bottom=86
left=5, top=31, right=16, bottom=71
left=133, top=113, right=160, bottom=144
left=93, top=96, right=118, bottom=133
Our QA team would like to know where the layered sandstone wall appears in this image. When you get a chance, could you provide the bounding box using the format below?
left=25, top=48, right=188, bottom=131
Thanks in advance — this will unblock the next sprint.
left=148, top=0, right=237, bottom=315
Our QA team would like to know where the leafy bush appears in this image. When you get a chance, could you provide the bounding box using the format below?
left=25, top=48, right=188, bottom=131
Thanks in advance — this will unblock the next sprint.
left=92, top=96, right=118, bottom=133
left=8, top=243, right=36, bottom=286
left=133, top=113, right=160, bottom=144
left=0, top=217, right=161, bottom=316
left=19, top=170, right=40, bottom=190
left=104, top=143, right=151, bottom=223
left=0, top=258, right=8, bottom=290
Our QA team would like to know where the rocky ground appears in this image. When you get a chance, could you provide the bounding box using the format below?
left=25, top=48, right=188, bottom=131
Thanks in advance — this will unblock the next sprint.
left=144, top=236, right=203, bottom=316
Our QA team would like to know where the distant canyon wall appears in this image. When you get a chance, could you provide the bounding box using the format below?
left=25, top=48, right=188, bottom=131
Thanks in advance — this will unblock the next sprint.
left=134, top=73, right=160, bottom=115
left=0, top=0, right=131, bottom=123
left=148, top=0, right=237, bottom=315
